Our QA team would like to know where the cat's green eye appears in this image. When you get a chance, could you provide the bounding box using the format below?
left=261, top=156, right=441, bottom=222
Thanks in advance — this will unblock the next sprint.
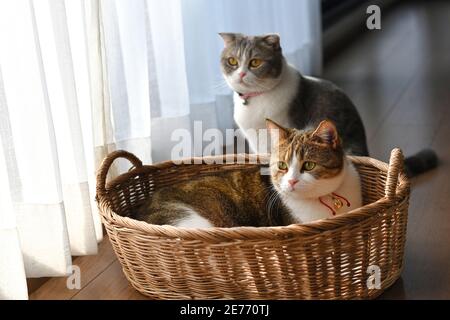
left=228, top=57, right=238, bottom=66
left=302, top=161, right=316, bottom=171
left=249, top=58, right=263, bottom=68
left=278, top=161, right=288, bottom=171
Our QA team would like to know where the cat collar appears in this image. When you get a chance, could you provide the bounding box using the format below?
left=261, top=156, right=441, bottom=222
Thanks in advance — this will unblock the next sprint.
left=318, top=192, right=351, bottom=216
left=237, top=91, right=263, bottom=105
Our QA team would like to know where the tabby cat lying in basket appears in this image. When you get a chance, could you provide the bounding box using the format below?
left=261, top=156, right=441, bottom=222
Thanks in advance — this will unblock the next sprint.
left=134, top=119, right=362, bottom=227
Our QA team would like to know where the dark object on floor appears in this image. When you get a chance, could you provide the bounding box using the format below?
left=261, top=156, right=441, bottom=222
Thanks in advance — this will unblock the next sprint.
left=404, top=149, right=438, bottom=178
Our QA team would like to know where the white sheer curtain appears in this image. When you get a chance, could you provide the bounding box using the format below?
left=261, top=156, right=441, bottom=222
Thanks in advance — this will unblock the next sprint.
left=0, top=0, right=101, bottom=300
left=0, top=0, right=321, bottom=299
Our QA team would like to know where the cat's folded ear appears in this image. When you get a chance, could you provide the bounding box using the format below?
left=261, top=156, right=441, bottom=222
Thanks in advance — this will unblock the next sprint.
left=218, top=32, right=243, bottom=46
left=260, top=34, right=281, bottom=50
left=266, top=118, right=288, bottom=146
left=312, top=120, right=340, bottom=148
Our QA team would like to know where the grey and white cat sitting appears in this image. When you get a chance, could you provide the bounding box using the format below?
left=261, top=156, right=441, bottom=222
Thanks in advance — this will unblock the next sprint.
left=219, top=33, right=437, bottom=177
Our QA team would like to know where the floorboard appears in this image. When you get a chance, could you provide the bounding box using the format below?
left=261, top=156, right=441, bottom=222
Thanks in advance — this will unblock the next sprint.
left=30, top=236, right=118, bottom=300
left=71, top=260, right=147, bottom=300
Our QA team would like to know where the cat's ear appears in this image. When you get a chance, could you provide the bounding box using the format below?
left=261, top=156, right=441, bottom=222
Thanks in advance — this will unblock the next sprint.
left=261, top=33, right=280, bottom=50
left=266, top=118, right=288, bottom=146
left=312, top=120, right=339, bottom=148
left=218, top=33, right=241, bottom=46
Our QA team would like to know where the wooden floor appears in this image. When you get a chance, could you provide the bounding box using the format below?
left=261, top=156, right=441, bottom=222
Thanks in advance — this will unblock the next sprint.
left=31, top=0, right=450, bottom=300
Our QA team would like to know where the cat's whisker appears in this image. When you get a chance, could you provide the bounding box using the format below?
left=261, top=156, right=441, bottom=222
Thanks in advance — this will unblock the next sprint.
left=255, top=82, right=274, bottom=91
left=266, top=190, right=280, bottom=219
left=264, top=190, right=273, bottom=201
left=256, top=185, right=273, bottom=197
left=212, top=79, right=231, bottom=91
left=212, top=82, right=229, bottom=90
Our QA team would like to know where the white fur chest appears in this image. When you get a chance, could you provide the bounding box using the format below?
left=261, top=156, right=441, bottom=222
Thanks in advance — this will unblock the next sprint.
left=233, top=65, right=300, bottom=152
left=284, top=161, right=363, bottom=224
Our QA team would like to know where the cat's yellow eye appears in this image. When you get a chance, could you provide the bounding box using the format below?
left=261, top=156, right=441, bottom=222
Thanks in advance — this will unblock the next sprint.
left=228, top=57, right=238, bottom=66
left=278, top=161, right=288, bottom=171
left=249, top=58, right=263, bottom=68
left=302, top=161, right=316, bottom=171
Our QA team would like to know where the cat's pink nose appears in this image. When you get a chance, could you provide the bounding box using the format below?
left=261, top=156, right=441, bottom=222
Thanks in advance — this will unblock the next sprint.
left=239, top=71, right=247, bottom=79
left=288, top=179, right=299, bottom=187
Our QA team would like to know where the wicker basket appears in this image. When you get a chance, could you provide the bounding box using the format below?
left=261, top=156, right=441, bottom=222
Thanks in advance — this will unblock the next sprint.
left=96, top=148, right=410, bottom=300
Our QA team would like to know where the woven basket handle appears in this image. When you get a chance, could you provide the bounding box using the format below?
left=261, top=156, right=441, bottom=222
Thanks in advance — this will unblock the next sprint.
left=385, top=148, right=404, bottom=200
left=96, top=150, right=143, bottom=196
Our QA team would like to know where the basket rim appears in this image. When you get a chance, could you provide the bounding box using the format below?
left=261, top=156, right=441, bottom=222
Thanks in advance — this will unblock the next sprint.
left=96, top=152, right=410, bottom=242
